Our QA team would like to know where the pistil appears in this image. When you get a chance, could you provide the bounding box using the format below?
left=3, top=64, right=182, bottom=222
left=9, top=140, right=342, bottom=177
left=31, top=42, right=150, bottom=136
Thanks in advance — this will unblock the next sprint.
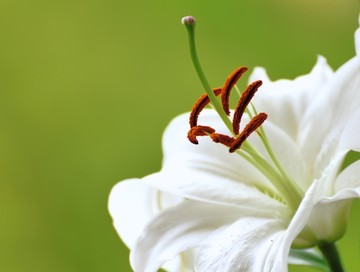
left=182, top=15, right=303, bottom=211
left=182, top=16, right=233, bottom=132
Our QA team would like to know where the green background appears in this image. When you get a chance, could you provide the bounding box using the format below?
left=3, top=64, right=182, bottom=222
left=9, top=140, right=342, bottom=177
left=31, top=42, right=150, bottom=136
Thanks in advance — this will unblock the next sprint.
left=1, top=0, right=360, bottom=271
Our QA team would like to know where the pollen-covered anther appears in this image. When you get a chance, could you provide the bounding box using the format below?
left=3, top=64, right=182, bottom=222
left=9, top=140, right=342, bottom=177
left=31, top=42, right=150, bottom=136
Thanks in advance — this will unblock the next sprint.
left=210, top=133, right=235, bottom=147
left=189, top=88, right=222, bottom=128
left=229, top=112, right=268, bottom=153
left=221, top=67, right=248, bottom=116
left=232, top=80, right=263, bottom=135
left=187, top=125, right=216, bottom=144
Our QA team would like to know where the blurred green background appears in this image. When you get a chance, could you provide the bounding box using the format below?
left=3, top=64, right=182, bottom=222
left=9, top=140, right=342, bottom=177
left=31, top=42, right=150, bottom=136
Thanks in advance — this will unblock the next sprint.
left=1, top=0, right=360, bottom=271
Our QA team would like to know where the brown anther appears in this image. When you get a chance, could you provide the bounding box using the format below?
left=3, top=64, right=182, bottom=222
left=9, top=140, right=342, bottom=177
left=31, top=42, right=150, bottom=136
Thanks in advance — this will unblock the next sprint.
left=210, top=133, right=235, bottom=147
left=229, top=112, right=268, bottom=153
left=189, top=88, right=222, bottom=128
left=221, top=67, right=248, bottom=116
left=232, top=80, right=263, bottom=135
left=187, top=125, right=216, bottom=144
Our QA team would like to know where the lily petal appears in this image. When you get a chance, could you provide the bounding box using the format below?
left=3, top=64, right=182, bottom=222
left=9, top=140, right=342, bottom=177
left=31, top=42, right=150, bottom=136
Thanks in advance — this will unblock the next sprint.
left=339, top=108, right=360, bottom=152
left=108, top=179, right=181, bottom=248
left=130, top=200, right=245, bottom=272
left=335, top=158, right=360, bottom=191
left=195, top=217, right=287, bottom=272
left=299, top=55, right=360, bottom=173
left=249, top=56, right=333, bottom=140
left=303, top=151, right=359, bottom=243
left=250, top=120, right=310, bottom=190
left=145, top=169, right=288, bottom=218
left=196, top=174, right=323, bottom=272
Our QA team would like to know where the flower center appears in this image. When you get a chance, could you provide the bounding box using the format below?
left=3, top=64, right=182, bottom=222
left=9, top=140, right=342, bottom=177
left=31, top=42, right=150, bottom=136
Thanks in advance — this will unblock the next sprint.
left=182, top=15, right=303, bottom=212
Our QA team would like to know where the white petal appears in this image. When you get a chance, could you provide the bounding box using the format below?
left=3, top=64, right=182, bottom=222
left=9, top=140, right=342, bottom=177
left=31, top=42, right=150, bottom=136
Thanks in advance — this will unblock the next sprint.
left=306, top=154, right=360, bottom=242
left=335, top=157, right=360, bottom=191
left=250, top=56, right=333, bottom=140
left=145, top=169, right=288, bottom=217
left=299, top=55, right=360, bottom=172
left=194, top=177, right=335, bottom=272
left=130, top=200, right=244, bottom=272
left=307, top=198, right=353, bottom=242
left=339, top=108, right=360, bottom=152
left=300, top=151, right=360, bottom=243
left=195, top=217, right=287, bottom=272
left=194, top=180, right=325, bottom=271
left=249, top=120, right=310, bottom=191
left=308, top=156, right=360, bottom=241
left=280, top=180, right=324, bottom=251
left=108, top=179, right=181, bottom=248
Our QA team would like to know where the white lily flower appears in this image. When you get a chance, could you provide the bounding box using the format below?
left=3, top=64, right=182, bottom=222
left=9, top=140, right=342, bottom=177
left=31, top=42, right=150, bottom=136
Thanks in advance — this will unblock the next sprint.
left=109, top=17, right=360, bottom=272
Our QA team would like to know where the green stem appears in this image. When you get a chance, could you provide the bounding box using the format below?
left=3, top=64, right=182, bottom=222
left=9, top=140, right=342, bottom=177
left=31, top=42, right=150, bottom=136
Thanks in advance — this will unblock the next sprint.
left=318, top=242, right=344, bottom=272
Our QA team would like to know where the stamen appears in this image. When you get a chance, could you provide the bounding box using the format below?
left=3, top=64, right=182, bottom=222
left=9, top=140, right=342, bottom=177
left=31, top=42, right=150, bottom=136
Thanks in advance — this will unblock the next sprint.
left=232, top=80, right=262, bottom=135
left=229, top=112, right=268, bottom=153
left=189, top=88, right=222, bottom=128
left=210, top=133, right=235, bottom=147
left=187, top=125, right=216, bottom=144
left=221, top=67, right=248, bottom=116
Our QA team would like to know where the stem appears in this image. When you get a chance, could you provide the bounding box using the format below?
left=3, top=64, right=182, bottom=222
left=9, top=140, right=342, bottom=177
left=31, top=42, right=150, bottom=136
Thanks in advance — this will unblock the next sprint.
left=318, top=242, right=344, bottom=272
